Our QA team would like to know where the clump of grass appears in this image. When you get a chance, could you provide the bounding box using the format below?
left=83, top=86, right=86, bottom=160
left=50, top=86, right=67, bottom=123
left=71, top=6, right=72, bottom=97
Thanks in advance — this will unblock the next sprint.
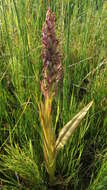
left=0, top=143, right=43, bottom=189
left=89, top=151, right=107, bottom=190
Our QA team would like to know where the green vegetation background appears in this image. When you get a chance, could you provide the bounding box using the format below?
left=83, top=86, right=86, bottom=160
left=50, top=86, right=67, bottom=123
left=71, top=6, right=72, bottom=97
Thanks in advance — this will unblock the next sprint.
left=0, top=0, right=107, bottom=189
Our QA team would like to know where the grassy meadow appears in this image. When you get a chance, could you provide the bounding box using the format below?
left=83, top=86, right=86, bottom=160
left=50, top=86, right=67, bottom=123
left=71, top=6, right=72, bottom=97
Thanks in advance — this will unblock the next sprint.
left=0, top=0, right=107, bottom=189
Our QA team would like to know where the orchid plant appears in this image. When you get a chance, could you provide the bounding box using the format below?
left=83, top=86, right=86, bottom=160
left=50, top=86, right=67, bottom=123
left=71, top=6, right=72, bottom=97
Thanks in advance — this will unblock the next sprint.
left=38, top=8, right=93, bottom=183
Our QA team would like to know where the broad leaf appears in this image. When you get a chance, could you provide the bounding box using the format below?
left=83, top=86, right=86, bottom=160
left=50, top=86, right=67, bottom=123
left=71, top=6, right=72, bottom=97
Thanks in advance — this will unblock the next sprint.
left=55, top=101, right=93, bottom=152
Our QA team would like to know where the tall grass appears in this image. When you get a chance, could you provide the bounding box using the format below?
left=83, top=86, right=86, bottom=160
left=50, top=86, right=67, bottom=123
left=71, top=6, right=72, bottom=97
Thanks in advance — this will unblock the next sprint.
left=0, top=0, right=107, bottom=189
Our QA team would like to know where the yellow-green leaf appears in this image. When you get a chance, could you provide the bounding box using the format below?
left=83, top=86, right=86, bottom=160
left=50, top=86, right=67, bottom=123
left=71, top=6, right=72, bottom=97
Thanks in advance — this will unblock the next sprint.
left=55, top=101, right=93, bottom=152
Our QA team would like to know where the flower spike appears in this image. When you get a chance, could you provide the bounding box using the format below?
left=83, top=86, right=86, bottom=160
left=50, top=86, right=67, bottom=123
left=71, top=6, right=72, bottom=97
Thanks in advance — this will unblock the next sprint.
left=41, top=8, right=62, bottom=98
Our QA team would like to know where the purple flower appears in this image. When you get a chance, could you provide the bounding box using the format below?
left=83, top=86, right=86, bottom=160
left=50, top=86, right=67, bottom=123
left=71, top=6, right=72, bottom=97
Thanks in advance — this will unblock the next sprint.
left=41, top=8, right=62, bottom=98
